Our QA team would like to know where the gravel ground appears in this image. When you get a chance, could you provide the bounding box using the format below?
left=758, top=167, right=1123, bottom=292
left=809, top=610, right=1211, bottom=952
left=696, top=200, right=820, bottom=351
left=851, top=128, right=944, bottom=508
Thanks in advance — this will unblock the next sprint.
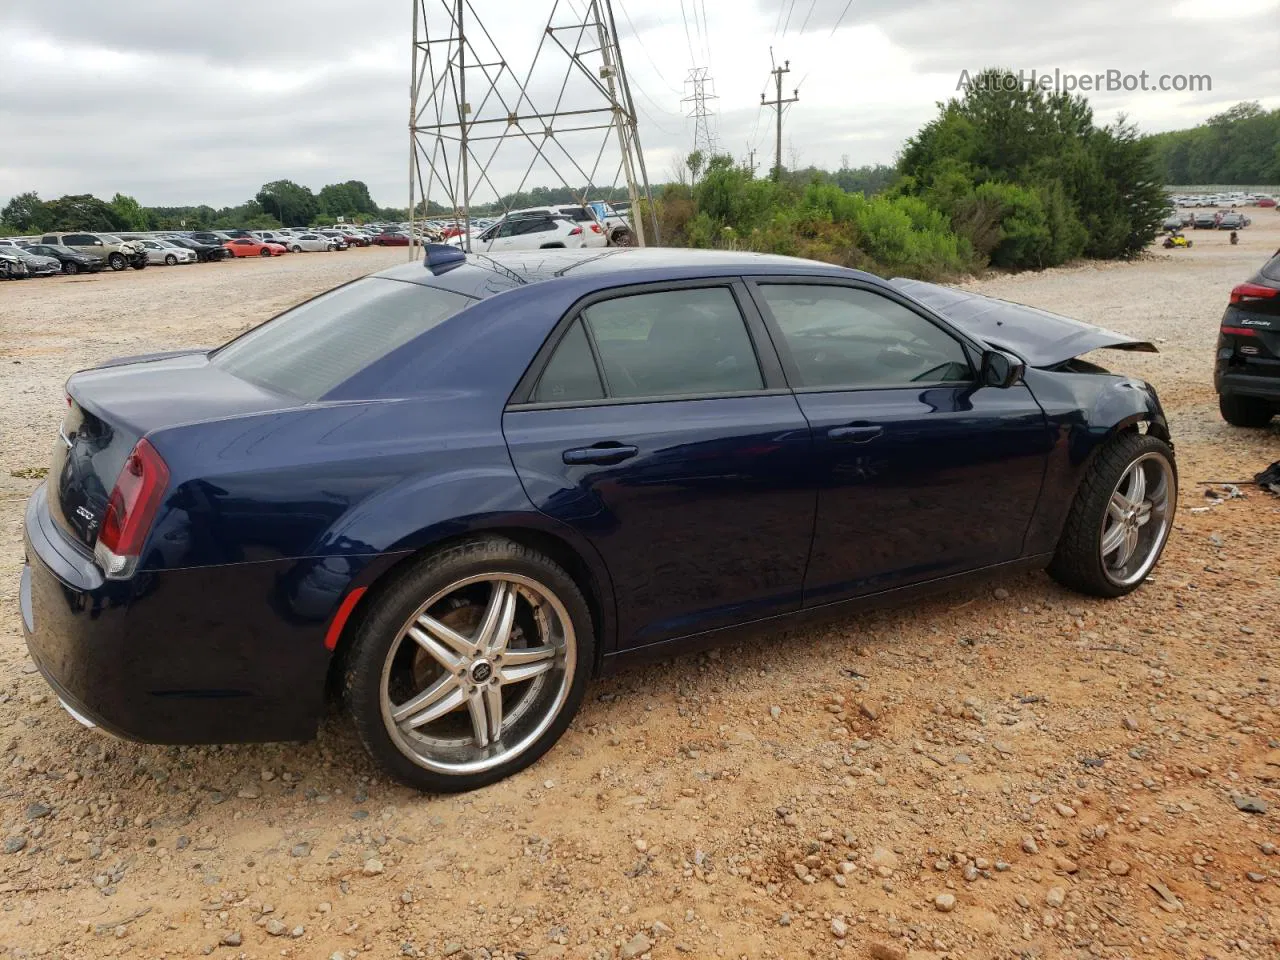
left=0, top=227, right=1278, bottom=960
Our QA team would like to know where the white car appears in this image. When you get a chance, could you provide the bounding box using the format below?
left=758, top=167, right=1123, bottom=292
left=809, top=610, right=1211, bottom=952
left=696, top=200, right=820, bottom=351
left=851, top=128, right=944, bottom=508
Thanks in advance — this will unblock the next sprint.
left=450, top=213, right=595, bottom=252
left=285, top=233, right=338, bottom=253
left=135, top=239, right=196, bottom=265
left=503, top=205, right=608, bottom=248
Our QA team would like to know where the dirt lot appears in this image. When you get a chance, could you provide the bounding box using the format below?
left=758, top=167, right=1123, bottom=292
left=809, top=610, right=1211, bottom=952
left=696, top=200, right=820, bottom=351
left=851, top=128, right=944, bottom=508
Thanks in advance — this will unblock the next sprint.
left=1, top=225, right=1278, bottom=960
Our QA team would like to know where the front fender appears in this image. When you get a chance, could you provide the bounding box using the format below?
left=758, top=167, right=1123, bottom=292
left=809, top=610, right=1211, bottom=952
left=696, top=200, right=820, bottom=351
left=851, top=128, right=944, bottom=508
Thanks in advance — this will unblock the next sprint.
left=1022, top=369, right=1172, bottom=556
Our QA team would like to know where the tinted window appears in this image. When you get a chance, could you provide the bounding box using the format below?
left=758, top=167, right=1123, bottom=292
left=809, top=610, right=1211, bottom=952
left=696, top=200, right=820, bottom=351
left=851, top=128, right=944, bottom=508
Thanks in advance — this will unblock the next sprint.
left=533, top=320, right=604, bottom=403
left=516, top=218, right=556, bottom=235
left=760, top=285, right=971, bottom=389
left=557, top=207, right=594, bottom=222
left=211, top=278, right=472, bottom=401
left=42, top=235, right=57, bottom=244
left=582, top=288, right=763, bottom=399
left=1261, top=255, right=1280, bottom=283
left=64, top=234, right=95, bottom=245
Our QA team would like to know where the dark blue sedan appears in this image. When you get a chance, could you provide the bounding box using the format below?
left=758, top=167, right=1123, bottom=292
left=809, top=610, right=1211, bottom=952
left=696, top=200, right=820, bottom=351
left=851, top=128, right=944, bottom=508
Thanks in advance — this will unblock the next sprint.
left=20, top=247, right=1177, bottom=792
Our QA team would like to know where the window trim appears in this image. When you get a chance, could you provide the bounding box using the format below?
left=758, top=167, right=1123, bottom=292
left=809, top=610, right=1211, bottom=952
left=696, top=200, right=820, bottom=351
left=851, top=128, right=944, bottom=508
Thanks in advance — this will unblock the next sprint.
left=745, top=277, right=983, bottom=393
left=507, top=278, right=787, bottom=410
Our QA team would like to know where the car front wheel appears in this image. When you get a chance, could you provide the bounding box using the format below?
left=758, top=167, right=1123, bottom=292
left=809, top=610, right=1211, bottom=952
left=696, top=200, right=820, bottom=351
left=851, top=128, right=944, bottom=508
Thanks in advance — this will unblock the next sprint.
left=343, top=537, right=593, bottom=793
left=1219, top=393, right=1274, bottom=427
left=108, top=253, right=126, bottom=271
left=1048, top=432, right=1176, bottom=598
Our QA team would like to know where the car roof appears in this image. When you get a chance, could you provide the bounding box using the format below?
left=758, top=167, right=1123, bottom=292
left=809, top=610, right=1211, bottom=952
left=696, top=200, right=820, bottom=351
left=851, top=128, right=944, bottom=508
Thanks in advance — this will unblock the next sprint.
left=373, top=247, right=877, bottom=300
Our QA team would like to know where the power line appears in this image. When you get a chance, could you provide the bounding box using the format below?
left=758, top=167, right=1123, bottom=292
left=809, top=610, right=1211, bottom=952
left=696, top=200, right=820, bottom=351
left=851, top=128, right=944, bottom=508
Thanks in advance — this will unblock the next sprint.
left=677, top=0, right=697, bottom=63
left=798, top=0, right=819, bottom=33
left=615, top=0, right=683, bottom=94
left=772, top=0, right=786, bottom=38
left=829, top=0, right=855, bottom=36
left=781, top=0, right=799, bottom=37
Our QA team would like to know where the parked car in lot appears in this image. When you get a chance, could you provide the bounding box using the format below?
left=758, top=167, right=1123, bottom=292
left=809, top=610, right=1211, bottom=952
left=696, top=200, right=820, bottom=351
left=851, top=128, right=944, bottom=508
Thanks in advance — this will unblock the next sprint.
left=371, top=231, right=411, bottom=246
left=132, top=239, right=197, bottom=266
left=285, top=233, right=338, bottom=253
left=506, top=205, right=608, bottom=248
left=251, top=231, right=293, bottom=247
left=317, top=230, right=350, bottom=251
left=22, top=243, right=106, bottom=275
left=0, top=247, right=30, bottom=279
left=19, top=247, right=1177, bottom=793
left=223, top=237, right=287, bottom=257
left=188, top=231, right=235, bottom=247
left=1218, top=213, right=1246, bottom=230
left=38, top=232, right=147, bottom=271
left=1192, top=213, right=1218, bottom=229
left=1215, top=252, right=1280, bottom=427
left=454, top=214, right=591, bottom=252
left=1161, top=216, right=1183, bottom=232
left=159, top=235, right=231, bottom=262
left=6, top=246, right=62, bottom=277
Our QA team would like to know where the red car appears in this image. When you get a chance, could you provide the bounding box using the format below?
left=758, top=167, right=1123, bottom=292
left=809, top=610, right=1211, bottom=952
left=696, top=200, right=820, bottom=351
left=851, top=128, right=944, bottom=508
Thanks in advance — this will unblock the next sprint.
left=372, top=232, right=411, bottom=247
left=338, top=231, right=370, bottom=247
left=1256, top=198, right=1277, bottom=208
left=223, top=238, right=287, bottom=258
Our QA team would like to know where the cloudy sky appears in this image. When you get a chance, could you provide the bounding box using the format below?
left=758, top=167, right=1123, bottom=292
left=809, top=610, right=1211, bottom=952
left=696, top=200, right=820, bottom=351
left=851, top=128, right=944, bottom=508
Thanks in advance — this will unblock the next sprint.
left=1, top=0, right=1277, bottom=211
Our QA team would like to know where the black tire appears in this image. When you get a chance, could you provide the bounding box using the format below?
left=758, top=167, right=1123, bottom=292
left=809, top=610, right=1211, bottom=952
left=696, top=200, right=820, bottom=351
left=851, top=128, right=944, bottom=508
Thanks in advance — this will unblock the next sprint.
left=342, top=536, right=595, bottom=793
left=611, top=228, right=634, bottom=247
left=63, top=261, right=79, bottom=275
left=108, top=253, right=126, bottom=271
left=291, top=245, right=302, bottom=253
left=259, top=248, right=272, bottom=257
left=1047, top=432, right=1176, bottom=598
left=164, top=254, right=177, bottom=266
left=1219, top=393, right=1274, bottom=427
left=131, top=260, right=147, bottom=270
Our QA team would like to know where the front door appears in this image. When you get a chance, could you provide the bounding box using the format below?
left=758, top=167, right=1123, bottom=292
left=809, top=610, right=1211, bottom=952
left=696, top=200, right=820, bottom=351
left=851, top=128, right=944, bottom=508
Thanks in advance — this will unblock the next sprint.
left=750, top=280, right=1053, bottom=604
left=503, top=282, right=815, bottom=649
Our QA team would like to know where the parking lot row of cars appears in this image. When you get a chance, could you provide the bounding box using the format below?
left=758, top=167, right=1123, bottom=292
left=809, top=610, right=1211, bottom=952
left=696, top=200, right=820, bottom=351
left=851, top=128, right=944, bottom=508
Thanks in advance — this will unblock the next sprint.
left=1162, top=209, right=1255, bottom=232
left=1169, top=191, right=1278, bottom=208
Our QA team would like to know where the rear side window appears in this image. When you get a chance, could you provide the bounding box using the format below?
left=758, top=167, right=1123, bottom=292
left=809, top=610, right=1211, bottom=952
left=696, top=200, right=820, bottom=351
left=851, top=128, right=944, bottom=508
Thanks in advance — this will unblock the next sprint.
left=529, top=287, right=764, bottom=403
left=211, top=278, right=472, bottom=400
left=1261, top=255, right=1280, bottom=283
left=557, top=207, right=594, bottom=222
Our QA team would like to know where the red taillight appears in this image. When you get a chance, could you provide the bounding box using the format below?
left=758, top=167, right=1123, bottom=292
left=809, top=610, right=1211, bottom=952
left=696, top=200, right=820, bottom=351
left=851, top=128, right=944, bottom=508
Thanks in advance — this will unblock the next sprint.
left=569, top=227, right=583, bottom=236
left=1221, top=326, right=1258, bottom=337
left=95, top=439, right=169, bottom=576
left=590, top=223, right=602, bottom=233
left=1230, top=282, right=1277, bottom=304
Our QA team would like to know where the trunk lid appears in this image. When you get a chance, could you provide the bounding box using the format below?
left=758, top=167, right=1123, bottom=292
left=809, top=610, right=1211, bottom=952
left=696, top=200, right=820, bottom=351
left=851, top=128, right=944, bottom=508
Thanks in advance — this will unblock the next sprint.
left=50, top=351, right=297, bottom=550
left=890, top=279, right=1158, bottom=367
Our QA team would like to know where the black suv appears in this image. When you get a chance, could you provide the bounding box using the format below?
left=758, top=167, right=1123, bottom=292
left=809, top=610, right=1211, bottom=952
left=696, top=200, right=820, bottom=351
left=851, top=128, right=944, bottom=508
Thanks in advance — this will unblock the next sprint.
left=1215, top=252, right=1280, bottom=426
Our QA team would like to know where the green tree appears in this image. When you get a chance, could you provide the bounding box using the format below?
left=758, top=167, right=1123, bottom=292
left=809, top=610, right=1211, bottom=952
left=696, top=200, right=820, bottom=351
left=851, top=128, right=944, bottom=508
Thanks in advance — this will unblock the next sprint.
left=109, top=193, right=152, bottom=231
left=1, top=191, right=51, bottom=233
left=254, top=180, right=318, bottom=226
left=44, top=194, right=126, bottom=232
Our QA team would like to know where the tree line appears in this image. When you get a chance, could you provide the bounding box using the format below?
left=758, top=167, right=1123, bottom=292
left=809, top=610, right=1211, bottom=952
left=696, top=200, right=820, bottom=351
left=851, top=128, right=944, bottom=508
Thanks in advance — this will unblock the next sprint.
left=1146, top=101, right=1280, bottom=186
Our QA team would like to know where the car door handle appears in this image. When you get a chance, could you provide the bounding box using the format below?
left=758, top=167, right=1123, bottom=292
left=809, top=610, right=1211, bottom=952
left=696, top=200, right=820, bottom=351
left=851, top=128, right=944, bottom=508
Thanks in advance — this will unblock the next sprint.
left=828, top=424, right=883, bottom=443
left=562, top=442, right=639, bottom=466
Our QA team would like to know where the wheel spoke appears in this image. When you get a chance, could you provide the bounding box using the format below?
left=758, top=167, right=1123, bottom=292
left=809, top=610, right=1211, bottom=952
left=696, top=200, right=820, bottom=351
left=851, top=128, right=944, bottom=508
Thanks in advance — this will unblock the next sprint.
left=406, top=624, right=464, bottom=672
left=501, top=644, right=557, bottom=666
left=1108, top=492, right=1129, bottom=520
left=483, top=683, right=503, bottom=741
left=476, top=581, right=517, bottom=655
left=416, top=615, right=476, bottom=657
left=1126, top=464, right=1147, bottom=508
left=1100, top=522, right=1128, bottom=558
left=1118, top=525, right=1141, bottom=566
left=467, top=693, right=491, bottom=748
left=395, top=677, right=465, bottom=729
left=501, top=658, right=556, bottom=684
left=1135, top=500, right=1154, bottom=527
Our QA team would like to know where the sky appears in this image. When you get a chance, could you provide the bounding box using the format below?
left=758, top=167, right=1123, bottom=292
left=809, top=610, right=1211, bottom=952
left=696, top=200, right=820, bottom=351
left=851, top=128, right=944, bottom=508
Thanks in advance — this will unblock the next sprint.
left=1, top=0, right=1277, bottom=211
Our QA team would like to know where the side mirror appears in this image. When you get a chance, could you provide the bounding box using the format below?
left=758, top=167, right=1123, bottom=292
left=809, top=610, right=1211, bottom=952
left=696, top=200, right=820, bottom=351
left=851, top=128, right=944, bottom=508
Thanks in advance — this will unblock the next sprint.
left=980, top=350, right=1026, bottom=389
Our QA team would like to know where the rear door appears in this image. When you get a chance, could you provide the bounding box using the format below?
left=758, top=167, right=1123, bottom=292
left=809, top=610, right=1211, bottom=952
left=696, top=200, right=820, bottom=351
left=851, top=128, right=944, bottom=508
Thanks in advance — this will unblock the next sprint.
left=503, top=281, right=815, bottom=650
left=749, top=279, right=1052, bottom=604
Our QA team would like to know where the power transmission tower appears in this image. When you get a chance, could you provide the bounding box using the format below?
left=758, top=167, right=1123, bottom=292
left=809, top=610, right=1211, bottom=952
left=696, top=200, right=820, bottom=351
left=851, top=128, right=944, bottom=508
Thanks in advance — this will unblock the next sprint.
left=681, top=66, right=718, bottom=161
left=761, top=59, right=798, bottom=182
left=408, top=0, right=659, bottom=252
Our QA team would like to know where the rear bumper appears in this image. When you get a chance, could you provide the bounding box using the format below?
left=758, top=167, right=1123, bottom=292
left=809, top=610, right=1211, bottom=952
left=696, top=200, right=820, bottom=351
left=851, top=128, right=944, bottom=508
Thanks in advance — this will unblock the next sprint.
left=1216, top=366, right=1280, bottom=402
left=20, top=484, right=331, bottom=744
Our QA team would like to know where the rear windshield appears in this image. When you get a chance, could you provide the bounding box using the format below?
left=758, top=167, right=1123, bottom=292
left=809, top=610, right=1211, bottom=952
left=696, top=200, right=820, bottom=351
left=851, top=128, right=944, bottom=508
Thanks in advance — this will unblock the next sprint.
left=211, top=278, right=473, bottom=400
left=1262, top=256, right=1280, bottom=283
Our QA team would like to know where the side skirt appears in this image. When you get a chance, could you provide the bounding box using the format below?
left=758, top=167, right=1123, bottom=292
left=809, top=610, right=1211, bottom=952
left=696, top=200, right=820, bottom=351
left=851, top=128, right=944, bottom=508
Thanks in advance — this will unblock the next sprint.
left=599, top=554, right=1054, bottom=674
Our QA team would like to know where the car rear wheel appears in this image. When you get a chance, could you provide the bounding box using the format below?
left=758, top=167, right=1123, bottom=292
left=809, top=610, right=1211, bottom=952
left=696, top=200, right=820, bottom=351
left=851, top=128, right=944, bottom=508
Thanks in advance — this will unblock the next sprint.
left=63, top=261, right=79, bottom=275
left=1219, top=393, right=1274, bottom=427
left=1048, top=433, right=1176, bottom=598
left=291, top=245, right=302, bottom=253
left=108, top=253, right=126, bottom=271
left=343, top=537, right=593, bottom=792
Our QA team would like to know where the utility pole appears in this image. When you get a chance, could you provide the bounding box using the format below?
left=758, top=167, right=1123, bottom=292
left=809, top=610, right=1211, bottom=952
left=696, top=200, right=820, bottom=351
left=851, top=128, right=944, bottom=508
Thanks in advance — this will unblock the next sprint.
left=761, top=60, right=797, bottom=182
left=746, top=146, right=756, bottom=175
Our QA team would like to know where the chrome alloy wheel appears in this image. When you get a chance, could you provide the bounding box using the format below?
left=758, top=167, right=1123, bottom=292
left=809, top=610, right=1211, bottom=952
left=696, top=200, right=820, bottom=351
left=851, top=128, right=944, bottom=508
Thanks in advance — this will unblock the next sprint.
left=378, top=574, right=575, bottom=775
left=1100, top=452, right=1174, bottom=588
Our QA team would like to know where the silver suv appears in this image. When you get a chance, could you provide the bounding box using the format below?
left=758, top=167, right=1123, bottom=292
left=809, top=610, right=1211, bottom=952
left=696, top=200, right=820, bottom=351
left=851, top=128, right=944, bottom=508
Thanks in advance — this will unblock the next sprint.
left=38, top=232, right=147, bottom=271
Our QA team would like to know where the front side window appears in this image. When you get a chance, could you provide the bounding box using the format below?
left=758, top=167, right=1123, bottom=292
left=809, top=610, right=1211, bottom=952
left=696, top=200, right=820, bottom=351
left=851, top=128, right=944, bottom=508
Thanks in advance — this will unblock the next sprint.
left=759, top=284, right=972, bottom=389
left=575, top=287, right=764, bottom=400
left=211, top=278, right=472, bottom=401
